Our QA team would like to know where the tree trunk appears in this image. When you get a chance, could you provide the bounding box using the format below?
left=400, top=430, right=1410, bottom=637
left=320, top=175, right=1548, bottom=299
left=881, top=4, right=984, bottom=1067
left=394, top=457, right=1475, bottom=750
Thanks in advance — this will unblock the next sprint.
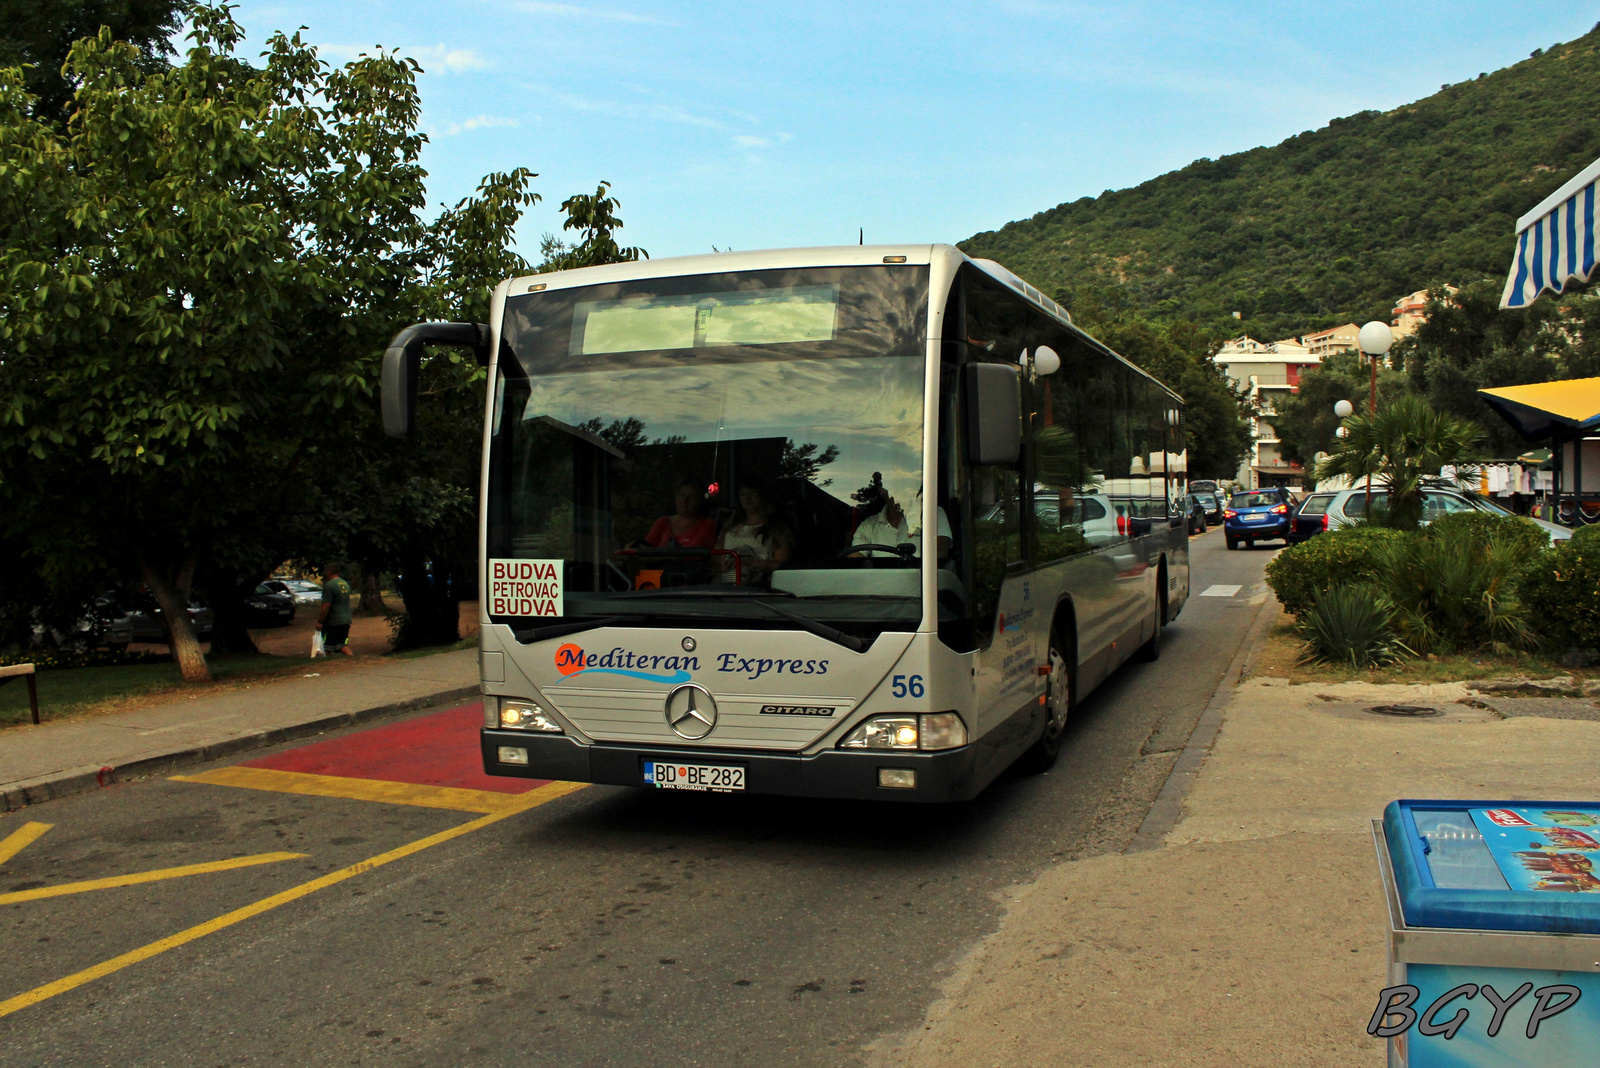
left=139, top=554, right=211, bottom=682
left=394, top=554, right=460, bottom=650
left=208, top=572, right=263, bottom=655
left=357, top=569, right=388, bottom=616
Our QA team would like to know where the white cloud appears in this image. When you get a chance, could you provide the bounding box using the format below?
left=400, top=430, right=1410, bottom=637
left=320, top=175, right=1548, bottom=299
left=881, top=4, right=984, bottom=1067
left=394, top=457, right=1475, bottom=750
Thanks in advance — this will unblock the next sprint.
left=550, top=91, right=723, bottom=130
left=435, top=114, right=521, bottom=136
left=410, top=44, right=490, bottom=73
left=511, top=2, right=670, bottom=24
left=733, top=133, right=793, bottom=149
left=315, top=42, right=487, bottom=74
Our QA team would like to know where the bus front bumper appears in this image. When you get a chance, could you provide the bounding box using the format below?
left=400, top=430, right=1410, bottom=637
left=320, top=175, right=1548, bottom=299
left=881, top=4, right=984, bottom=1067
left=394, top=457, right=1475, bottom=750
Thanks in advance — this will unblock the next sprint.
left=480, top=729, right=984, bottom=803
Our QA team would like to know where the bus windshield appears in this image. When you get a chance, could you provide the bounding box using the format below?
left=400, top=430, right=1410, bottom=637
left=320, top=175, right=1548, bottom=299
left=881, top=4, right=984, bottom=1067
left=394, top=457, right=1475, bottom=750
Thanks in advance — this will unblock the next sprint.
left=487, top=265, right=930, bottom=641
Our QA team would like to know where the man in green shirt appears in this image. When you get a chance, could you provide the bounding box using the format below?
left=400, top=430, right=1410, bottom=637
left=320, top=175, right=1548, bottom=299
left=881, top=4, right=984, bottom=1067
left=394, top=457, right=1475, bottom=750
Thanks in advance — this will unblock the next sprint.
left=316, top=564, right=355, bottom=657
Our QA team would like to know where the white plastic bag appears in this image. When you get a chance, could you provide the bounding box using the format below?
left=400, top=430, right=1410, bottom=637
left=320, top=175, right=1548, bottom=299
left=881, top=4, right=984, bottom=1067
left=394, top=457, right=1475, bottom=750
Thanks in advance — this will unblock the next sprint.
left=310, top=630, right=325, bottom=658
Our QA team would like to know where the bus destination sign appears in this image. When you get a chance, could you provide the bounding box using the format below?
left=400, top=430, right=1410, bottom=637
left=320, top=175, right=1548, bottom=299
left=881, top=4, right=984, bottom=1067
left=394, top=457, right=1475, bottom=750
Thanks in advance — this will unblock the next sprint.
left=488, top=559, right=563, bottom=617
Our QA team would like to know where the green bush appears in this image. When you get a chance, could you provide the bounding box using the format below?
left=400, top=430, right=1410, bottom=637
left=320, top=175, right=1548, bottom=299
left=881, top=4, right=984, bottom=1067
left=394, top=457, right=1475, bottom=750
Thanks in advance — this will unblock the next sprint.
left=1567, top=523, right=1600, bottom=550
left=1296, top=586, right=1409, bottom=668
left=1384, top=521, right=1536, bottom=654
left=1265, top=527, right=1406, bottom=616
left=1426, top=511, right=1550, bottom=558
left=1521, top=538, right=1600, bottom=652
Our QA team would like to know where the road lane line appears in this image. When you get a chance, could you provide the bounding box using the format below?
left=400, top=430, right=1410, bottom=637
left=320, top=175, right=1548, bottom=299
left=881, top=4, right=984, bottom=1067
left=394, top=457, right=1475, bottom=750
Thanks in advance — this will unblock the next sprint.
left=0, top=780, right=585, bottom=1020
left=0, top=821, right=52, bottom=865
left=0, top=852, right=307, bottom=906
left=171, top=766, right=523, bottom=813
left=1198, top=584, right=1242, bottom=597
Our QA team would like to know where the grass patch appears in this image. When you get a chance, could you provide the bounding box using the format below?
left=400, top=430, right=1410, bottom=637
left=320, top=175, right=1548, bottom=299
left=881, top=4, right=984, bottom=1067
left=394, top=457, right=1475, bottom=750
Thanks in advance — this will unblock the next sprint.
left=1250, top=610, right=1577, bottom=686
left=388, top=637, right=477, bottom=660
left=1, top=653, right=337, bottom=728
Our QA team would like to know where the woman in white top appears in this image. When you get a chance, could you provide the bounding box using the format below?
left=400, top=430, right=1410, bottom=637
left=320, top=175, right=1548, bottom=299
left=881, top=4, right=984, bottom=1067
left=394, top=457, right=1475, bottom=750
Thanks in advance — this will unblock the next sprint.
left=718, top=482, right=793, bottom=584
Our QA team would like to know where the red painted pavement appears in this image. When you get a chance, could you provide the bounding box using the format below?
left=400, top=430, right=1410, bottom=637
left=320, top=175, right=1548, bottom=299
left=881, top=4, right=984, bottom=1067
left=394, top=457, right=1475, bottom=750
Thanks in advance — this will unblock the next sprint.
left=243, top=702, right=548, bottom=794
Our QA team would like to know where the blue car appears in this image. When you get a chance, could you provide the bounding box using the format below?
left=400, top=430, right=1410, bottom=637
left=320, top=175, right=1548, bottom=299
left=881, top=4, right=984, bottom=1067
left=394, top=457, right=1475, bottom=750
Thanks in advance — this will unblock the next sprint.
left=1224, top=488, right=1294, bottom=549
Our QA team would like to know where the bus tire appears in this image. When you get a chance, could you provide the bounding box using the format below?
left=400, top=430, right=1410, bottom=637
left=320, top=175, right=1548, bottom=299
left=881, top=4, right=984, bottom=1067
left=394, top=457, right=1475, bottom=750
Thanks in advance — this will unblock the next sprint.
left=1136, top=577, right=1165, bottom=662
left=1020, top=625, right=1074, bottom=773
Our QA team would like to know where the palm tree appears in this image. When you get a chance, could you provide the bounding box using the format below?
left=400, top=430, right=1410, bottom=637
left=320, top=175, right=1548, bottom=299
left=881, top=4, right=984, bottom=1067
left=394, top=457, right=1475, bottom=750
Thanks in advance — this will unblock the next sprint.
left=1315, top=395, right=1480, bottom=529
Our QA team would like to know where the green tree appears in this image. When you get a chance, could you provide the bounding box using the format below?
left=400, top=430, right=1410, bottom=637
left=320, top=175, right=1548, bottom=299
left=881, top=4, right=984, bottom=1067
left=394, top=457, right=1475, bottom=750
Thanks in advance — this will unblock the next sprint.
left=0, top=0, right=187, bottom=123
left=0, top=6, right=537, bottom=677
left=539, top=181, right=647, bottom=271
left=1314, top=395, right=1481, bottom=528
left=1273, top=350, right=1409, bottom=466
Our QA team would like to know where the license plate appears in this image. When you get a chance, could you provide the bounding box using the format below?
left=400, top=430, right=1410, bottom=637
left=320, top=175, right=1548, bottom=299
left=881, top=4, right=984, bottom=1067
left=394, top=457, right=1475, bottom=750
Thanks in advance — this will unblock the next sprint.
left=1243, top=515, right=1264, bottom=523
left=643, top=761, right=745, bottom=792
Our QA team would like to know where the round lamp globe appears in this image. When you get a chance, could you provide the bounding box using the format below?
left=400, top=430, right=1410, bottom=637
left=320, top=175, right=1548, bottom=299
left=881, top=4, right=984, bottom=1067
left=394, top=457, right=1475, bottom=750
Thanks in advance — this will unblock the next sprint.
left=1333, top=399, right=1354, bottom=418
left=1358, top=321, right=1394, bottom=355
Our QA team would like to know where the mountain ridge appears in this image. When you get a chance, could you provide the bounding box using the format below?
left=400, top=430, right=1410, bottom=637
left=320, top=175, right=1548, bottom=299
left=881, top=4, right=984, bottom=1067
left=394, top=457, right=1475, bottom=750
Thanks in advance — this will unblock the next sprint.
left=960, top=26, right=1600, bottom=342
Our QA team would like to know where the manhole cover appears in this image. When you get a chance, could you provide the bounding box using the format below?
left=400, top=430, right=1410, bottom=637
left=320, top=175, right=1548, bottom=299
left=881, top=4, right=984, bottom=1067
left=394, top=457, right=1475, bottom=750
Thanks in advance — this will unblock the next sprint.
left=1366, top=704, right=1439, bottom=717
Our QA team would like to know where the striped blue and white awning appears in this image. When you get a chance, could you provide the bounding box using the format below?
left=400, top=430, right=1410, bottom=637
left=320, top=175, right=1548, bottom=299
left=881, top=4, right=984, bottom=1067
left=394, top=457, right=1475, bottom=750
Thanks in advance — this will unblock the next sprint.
left=1501, top=155, right=1600, bottom=308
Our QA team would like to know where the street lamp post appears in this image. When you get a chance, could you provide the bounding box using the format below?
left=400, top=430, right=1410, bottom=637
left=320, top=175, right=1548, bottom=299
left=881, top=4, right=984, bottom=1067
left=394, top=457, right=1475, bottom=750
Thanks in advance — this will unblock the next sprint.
left=1357, top=321, right=1394, bottom=415
left=1356, top=325, right=1393, bottom=518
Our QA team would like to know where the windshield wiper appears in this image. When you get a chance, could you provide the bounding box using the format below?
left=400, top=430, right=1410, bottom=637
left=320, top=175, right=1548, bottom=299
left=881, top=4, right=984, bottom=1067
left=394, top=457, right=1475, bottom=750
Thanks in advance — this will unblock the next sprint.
left=513, top=616, right=623, bottom=644
left=752, top=600, right=869, bottom=653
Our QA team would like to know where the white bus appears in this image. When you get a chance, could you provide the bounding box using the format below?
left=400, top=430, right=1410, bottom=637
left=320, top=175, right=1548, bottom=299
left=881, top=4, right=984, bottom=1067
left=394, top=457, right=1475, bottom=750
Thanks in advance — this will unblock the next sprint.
left=383, top=245, right=1189, bottom=801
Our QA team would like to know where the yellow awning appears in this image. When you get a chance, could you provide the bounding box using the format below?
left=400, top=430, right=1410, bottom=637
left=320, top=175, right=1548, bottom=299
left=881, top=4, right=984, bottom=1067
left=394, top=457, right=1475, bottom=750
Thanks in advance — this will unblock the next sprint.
left=1478, top=377, right=1600, bottom=440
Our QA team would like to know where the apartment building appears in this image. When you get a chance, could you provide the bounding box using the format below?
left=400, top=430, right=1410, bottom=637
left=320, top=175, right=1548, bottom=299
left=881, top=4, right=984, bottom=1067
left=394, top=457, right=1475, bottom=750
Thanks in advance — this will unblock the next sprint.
left=1212, top=335, right=1319, bottom=491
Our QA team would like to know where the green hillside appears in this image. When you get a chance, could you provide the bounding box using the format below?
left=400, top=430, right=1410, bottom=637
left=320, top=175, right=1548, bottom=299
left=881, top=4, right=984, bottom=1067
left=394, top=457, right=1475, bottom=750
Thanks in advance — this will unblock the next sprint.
left=962, top=27, right=1600, bottom=341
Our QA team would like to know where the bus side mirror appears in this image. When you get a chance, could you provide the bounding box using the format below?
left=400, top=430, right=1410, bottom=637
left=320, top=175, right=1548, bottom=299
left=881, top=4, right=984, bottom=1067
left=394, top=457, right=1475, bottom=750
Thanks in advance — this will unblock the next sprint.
left=381, top=322, right=491, bottom=438
left=965, top=363, right=1021, bottom=465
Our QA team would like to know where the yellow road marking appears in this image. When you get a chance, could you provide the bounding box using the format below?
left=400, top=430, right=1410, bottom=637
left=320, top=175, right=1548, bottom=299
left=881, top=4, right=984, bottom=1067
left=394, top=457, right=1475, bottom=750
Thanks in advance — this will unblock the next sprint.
left=0, top=780, right=585, bottom=1020
left=0, top=852, right=306, bottom=906
left=171, top=766, right=529, bottom=814
left=0, top=821, right=52, bottom=865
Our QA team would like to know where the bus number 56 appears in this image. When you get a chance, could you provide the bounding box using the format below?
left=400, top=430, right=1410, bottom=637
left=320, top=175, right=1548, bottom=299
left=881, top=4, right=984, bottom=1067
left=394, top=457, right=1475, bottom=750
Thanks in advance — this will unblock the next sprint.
left=891, top=674, right=924, bottom=698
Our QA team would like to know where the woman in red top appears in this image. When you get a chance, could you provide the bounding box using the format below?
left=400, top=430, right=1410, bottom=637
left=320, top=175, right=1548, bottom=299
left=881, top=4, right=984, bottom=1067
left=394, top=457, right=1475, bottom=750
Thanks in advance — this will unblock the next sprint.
left=644, top=481, right=717, bottom=549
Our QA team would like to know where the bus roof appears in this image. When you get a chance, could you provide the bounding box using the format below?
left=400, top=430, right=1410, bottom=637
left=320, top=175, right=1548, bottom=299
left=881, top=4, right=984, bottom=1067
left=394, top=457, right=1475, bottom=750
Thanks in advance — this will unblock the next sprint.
left=505, top=244, right=1181, bottom=405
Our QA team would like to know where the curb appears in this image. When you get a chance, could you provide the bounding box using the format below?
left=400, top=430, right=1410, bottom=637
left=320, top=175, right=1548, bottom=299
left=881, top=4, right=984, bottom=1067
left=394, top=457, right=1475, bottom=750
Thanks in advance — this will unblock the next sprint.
left=1123, top=586, right=1281, bottom=853
left=1, top=684, right=481, bottom=813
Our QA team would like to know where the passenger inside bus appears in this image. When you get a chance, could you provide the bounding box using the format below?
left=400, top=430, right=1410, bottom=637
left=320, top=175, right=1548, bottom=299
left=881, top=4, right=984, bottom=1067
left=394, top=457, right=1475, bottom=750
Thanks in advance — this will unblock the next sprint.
left=717, top=481, right=793, bottom=584
left=641, top=480, right=717, bottom=549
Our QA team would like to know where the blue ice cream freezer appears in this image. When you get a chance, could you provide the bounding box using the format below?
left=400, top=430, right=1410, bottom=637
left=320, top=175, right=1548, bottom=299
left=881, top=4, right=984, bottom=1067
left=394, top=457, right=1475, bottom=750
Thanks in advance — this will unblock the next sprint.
left=1374, top=800, right=1600, bottom=1066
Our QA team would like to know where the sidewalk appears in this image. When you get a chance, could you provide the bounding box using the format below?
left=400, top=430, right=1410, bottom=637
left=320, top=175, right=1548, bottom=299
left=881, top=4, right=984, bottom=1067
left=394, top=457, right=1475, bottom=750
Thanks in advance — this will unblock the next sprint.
left=2, top=648, right=479, bottom=812
left=872, top=608, right=1600, bottom=1067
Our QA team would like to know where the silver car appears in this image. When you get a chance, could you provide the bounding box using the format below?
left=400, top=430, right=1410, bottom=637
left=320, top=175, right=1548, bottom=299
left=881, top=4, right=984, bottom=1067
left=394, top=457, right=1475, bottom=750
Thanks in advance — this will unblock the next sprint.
left=1323, top=487, right=1571, bottom=543
left=263, top=578, right=324, bottom=607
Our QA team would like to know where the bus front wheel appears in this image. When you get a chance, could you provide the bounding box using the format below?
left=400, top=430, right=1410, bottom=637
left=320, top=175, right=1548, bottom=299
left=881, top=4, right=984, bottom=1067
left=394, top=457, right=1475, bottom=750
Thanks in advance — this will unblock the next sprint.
left=1021, top=628, right=1074, bottom=773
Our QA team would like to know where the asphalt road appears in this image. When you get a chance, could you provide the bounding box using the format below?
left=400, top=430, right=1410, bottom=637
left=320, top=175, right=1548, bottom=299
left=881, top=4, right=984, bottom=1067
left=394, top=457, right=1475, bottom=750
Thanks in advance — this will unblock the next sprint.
left=0, top=529, right=1276, bottom=1067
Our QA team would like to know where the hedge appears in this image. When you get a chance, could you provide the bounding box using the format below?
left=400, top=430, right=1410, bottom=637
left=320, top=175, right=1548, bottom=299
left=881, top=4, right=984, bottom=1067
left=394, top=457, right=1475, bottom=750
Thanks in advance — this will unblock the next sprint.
left=1265, top=527, right=1405, bottom=617
left=1521, top=538, right=1600, bottom=652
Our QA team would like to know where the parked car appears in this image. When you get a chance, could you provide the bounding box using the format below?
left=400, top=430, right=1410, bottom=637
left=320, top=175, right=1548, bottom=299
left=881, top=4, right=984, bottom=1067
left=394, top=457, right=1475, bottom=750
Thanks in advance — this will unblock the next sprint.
left=36, top=596, right=135, bottom=653
left=1188, top=481, right=1224, bottom=522
left=1223, top=487, right=1295, bottom=549
left=1323, top=487, right=1572, bottom=542
left=262, top=578, right=322, bottom=608
left=979, top=491, right=1128, bottom=547
left=95, top=589, right=215, bottom=644
left=1185, top=494, right=1208, bottom=535
left=1288, top=492, right=1338, bottom=545
left=243, top=583, right=297, bottom=627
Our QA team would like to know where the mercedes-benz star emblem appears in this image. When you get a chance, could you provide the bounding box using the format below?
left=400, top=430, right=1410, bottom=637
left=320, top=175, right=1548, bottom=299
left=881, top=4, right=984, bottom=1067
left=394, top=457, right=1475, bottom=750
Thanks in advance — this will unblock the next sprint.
left=681, top=636, right=696, bottom=652
left=664, top=684, right=718, bottom=740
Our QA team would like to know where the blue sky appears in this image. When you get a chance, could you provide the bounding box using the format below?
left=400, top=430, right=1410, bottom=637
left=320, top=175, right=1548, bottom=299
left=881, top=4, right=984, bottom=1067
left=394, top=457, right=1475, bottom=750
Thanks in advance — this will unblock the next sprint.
left=227, top=1, right=1600, bottom=261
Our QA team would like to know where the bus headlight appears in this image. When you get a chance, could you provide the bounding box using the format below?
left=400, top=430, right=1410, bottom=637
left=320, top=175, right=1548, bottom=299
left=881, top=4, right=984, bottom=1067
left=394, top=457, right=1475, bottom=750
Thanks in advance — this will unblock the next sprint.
left=840, top=713, right=967, bottom=751
left=497, top=698, right=563, bottom=733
